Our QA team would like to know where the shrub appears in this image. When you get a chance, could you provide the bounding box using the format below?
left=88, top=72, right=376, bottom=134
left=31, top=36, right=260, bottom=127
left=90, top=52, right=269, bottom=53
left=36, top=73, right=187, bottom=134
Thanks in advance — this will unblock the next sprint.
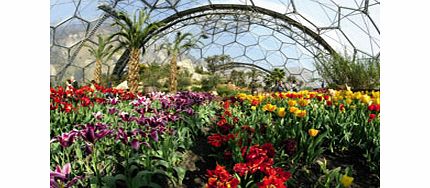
left=316, top=54, right=379, bottom=90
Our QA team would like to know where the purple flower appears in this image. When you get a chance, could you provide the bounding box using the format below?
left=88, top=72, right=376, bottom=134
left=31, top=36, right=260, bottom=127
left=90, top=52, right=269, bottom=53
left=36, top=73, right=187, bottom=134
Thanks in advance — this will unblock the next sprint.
left=108, top=107, right=118, bottom=115
left=85, top=142, right=93, bottom=155
left=53, top=131, right=78, bottom=148
left=50, top=163, right=82, bottom=188
left=119, top=112, right=131, bottom=122
left=92, top=111, right=103, bottom=120
left=115, top=128, right=128, bottom=144
left=109, top=97, right=119, bottom=105
left=150, top=130, right=159, bottom=142
left=184, top=108, right=194, bottom=115
left=80, top=123, right=112, bottom=144
left=131, top=139, right=141, bottom=150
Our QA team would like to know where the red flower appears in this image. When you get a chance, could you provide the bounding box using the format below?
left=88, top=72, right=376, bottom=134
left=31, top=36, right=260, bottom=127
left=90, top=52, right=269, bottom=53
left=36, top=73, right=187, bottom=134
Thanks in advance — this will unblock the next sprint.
left=339, top=104, right=345, bottom=111
left=233, top=117, right=239, bottom=123
left=63, top=103, right=73, bottom=113
left=208, top=134, right=224, bottom=147
left=233, top=163, right=249, bottom=176
left=368, top=114, right=377, bottom=122
left=251, top=99, right=260, bottom=106
left=261, top=143, right=275, bottom=158
left=94, top=97, right=106, bottom=104
left=80, top=96, right=91, bottom=107
left=223, top=101, right=230, bottom=110
left=326, top=100, right=332, bottom=106
left=217, top=118, right=227, bottom=127
left=206, top=164, right=239, bottom=188
left=257, top=167, right=291, bottom=188
left=368, top=104, right=380, bottom=112
left=224, top=110, right=232, bottom=117
left=324, top=95, right=330, bottom=100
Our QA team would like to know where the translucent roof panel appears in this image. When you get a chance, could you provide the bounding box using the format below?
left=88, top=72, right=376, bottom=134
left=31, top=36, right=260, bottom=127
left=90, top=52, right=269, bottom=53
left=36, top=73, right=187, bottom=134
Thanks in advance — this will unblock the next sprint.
left=50, top=0, right=379, bottom=87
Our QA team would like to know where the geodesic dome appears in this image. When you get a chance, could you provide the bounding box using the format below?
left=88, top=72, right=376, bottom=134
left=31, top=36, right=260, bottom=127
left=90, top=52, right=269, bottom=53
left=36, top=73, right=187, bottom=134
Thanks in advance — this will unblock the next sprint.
left=50, top=0, right=379, bottom=88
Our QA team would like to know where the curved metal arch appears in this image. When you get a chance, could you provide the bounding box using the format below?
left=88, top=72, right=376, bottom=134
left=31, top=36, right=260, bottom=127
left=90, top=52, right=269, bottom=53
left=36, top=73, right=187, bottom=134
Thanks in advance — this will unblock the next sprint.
left=106, top=4, right=337, bottom=79
left=146, top=4, right=335, bottom=54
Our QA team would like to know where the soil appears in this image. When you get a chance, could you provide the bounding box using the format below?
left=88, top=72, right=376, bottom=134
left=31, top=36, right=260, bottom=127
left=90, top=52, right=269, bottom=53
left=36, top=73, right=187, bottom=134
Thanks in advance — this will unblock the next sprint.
left=181, top=137, right=216, bottom=188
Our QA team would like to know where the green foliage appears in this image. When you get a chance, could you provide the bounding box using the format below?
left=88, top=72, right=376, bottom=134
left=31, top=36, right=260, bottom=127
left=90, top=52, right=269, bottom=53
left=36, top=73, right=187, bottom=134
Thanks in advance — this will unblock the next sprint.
left=177, top=69, right=193, bottom=91
left=111, top=9, right=164, bottom=50
left=215, top=86, right=248, bottom=97
left=201, top=74, right=225, bottom=91
left=139, top=63, right=169, bottom=89
left=160, top=32, right=200, bottom=57
left=195, top=65, right=205, bottom=74
left=316, top=54, right=380, bottom=90
left=229, top=70, right=247, bottom=87
left=85, top=35, right=117, bottom=62
left=204, top=54, right=232, bottom=74
left=264, top=68, right=286, bottom=89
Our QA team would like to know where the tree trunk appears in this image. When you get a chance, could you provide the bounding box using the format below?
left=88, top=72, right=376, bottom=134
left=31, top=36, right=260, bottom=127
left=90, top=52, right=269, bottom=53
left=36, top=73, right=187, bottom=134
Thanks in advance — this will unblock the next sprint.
left=128, top=48, right=140, bottom=93
left=169, top=53, right=177, bottom=93
left=94, top=59, right=102, bottom=84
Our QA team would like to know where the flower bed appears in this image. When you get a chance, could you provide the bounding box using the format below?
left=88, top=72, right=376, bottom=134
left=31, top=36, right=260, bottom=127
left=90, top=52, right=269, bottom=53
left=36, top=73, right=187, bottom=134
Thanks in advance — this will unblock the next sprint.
left=50, top=84, right=214, bottom=187
left=202, top=90, right=379, bottom=187
left=50, top=85, right=380, bottom=187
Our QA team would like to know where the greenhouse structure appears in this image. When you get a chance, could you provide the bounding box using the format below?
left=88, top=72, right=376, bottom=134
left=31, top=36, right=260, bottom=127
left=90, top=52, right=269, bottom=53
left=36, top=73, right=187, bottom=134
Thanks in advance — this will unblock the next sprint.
left=50, top=0, right=380, bottom=187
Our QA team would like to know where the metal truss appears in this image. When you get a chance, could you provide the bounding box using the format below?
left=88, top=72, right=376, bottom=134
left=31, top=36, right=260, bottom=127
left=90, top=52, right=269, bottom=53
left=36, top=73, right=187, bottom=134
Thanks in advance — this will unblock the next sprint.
left=50, top=0, right=379, bottom=88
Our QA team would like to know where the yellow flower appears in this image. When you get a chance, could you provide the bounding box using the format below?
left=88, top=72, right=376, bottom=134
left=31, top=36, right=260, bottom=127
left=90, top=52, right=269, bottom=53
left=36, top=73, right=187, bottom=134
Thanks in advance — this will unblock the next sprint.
left=308, top=128, right=319, bottom=137
left=288, top=100, right=297, bottom=106
left=263, top=104, right=277, bottom=112
left=373, top=98, right=380, bottom=105
left=295, top=109, right=307, bottom=118
left=251, top=106, right=256, bottom=111
left=361, top=95, right=371, bottom=104
left=345, top=98, right=352, bottom=105
left=340, top=175, right=354, bottom=187
left=298, top=99, right=310, bottom=107
left=289, top=106, right=299, bottom=113
left=353, top=92, right=362, bottom=100
left=277, top=107, right=286, bottom=118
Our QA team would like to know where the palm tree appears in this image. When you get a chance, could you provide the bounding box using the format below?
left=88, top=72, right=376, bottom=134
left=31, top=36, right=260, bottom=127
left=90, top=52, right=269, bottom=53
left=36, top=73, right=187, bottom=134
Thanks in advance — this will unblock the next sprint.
left=271, top=68, right=286, bottom=82
left=111, top=9, right=164, bottom=93
left=264, top=68, right=285, bottom=91
left=161, top=32, right=199, bottom=93
left=85, top=35, right=116, bottom=84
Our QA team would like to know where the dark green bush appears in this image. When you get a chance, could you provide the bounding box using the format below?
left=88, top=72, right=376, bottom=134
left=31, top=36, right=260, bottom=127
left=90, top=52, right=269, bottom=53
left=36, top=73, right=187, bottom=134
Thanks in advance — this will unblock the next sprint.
left=316, top=54, right=379, bottom=90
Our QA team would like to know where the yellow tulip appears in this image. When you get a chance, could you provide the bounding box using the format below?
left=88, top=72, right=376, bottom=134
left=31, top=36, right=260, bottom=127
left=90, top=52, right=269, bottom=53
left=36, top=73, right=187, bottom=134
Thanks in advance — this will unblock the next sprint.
left=373, top=98, right=380, bottom=105
left=298, top=99, right=310, bottom=107
left=295, top=109, right=307, bottom=118
left=361, top=95, right=371, bottom=104
left=289, top=106, right=298, bottom=113
left=353, top=92, right=362, bottom=100
left=288, top=100, right=297, bottom=106
left=277, top=107, right=286, bottom=118
left=308, top=128, right=319, bottom=137
left=345, top=98, right=352, bottom=105
left=251, top=106, right=256, bottom=111
left=340, top=175, right=354, bottom=187
left=263, top=104, right=277, bottom=112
